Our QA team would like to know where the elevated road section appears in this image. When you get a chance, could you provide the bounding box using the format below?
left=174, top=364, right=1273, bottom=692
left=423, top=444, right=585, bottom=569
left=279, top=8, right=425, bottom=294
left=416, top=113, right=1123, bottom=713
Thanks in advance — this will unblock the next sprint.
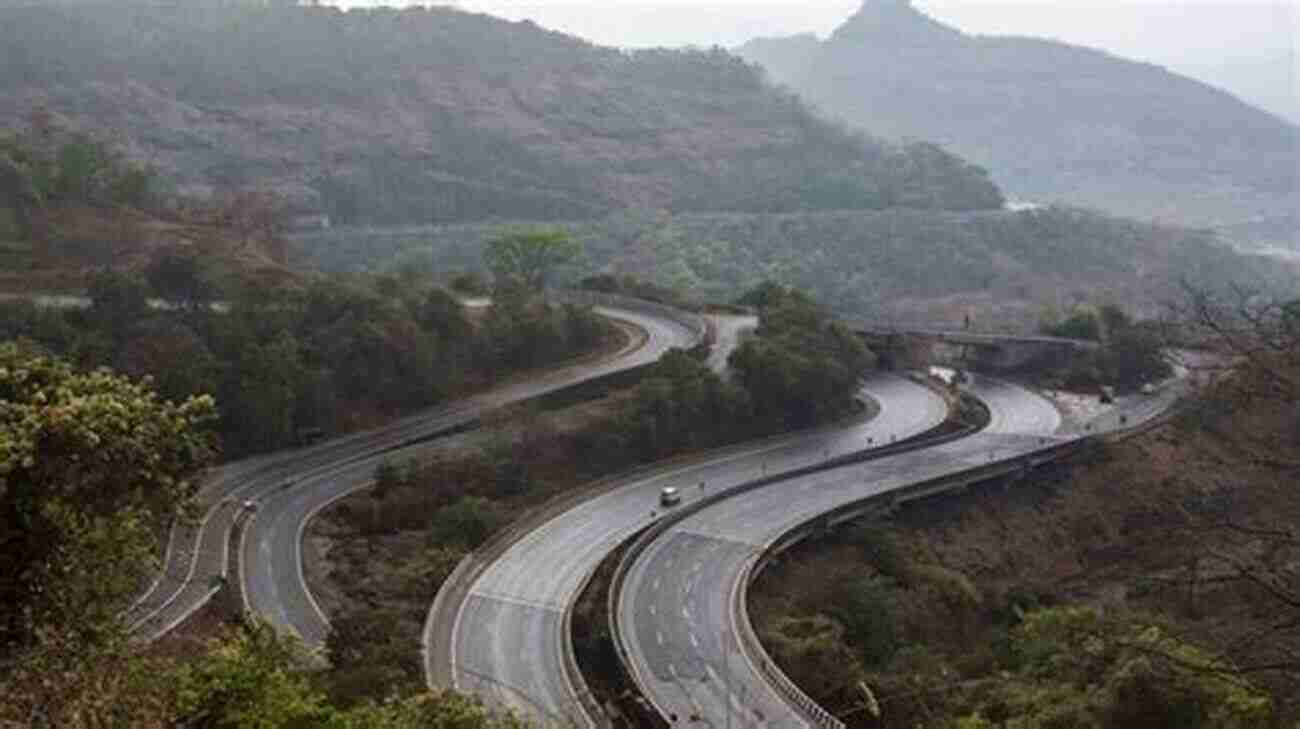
left=852, top=321, right=1097, bottom=371
left=615, top=376, right=1181, bottom=729
left=435, top=374, right=948, bottom=727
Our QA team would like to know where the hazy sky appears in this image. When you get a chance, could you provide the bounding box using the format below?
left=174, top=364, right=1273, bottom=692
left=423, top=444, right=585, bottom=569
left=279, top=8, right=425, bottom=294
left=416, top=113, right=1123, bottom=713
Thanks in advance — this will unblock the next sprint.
left=338, top=1, right=1298, bottom=121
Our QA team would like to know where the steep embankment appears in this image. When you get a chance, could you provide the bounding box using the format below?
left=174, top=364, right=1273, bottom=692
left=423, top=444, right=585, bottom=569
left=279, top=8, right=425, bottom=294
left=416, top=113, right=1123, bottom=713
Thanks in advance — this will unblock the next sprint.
left=0, top=2, right=1001, bottom=225
left=736, top=0, right=1300, bottom=247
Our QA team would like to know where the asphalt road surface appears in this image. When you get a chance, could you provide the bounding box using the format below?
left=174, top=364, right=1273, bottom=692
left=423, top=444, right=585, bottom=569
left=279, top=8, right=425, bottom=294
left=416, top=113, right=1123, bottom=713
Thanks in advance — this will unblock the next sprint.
left=705, top=314, right=758, bottom=378
left=447, top=373, right=948, bottom=726
left=616, top=375, right=1192, bottom=729
left=127, top=305, right=699, bottom=642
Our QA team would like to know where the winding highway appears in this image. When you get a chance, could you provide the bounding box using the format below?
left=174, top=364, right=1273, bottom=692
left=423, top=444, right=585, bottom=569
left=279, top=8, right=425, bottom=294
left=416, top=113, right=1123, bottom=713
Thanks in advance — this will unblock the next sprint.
left=121, top=286, right=1169, bottom=729
left=126, top=300, right=702, bottom=642
left=439, top=373, right=949, bottom=726
left=615, top=375, right=1190, bottom=729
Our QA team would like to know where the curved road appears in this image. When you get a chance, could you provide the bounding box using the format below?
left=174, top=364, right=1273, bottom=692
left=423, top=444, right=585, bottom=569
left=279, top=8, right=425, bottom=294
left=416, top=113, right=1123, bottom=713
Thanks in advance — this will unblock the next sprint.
left=615, top=378, right=1109, bottom=729
left=442, top=373, right=948, bottom=726
left=126, top=304, right=700, bottom=642
left=240, top=307, right=702, bottom=646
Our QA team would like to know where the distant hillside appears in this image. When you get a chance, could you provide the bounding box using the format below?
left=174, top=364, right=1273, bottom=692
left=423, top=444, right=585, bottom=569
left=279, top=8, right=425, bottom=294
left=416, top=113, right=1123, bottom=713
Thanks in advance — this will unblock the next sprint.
left=0, top=119, right=292, bottom=293
left=736, top=0, right=1300, bottom=248
left=296, top=207, right=1286, bottom=330
left=0, top=1, right=1003, bottom=226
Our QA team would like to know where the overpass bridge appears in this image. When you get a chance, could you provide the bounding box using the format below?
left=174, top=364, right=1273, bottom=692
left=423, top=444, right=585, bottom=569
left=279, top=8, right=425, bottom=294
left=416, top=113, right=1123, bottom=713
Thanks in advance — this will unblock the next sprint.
left=848, top=320, right=1099, bottom=371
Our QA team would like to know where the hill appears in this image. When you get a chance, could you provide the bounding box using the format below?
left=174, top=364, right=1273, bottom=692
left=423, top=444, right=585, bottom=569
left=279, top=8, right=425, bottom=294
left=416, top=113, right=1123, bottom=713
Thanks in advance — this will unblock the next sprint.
left=736, top=0, right=1300, bottom=249
left=296, top=207, right=1287, bottom=329
left=0, top=119, right=292, bottom=293
left=0, top=1, right=1002, bottom=227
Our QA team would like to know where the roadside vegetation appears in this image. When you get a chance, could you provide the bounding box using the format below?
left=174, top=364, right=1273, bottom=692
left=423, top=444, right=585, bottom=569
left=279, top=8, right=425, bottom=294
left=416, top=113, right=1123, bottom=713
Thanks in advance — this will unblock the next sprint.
left=0, top=141, right=616, bottom=461
left=751, top=290, right=1300, bottom=728
left=310, top=282, right=873, bottom=705
left=306, top=206, right=1282, bottom=328
left=1038, top=302, right=1171, bottom=391
left=0, top=343, right=529, bottom=728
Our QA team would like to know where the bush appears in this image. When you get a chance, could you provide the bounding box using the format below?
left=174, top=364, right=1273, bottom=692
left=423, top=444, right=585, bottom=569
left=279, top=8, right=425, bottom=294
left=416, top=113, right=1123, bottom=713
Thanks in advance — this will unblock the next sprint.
left=427, top=496, right=506, bottom=550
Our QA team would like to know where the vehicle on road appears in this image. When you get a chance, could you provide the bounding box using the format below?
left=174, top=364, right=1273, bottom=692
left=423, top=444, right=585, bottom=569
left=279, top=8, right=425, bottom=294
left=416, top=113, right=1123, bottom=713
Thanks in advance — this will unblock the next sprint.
left=659, top=487, right=681, bottom=506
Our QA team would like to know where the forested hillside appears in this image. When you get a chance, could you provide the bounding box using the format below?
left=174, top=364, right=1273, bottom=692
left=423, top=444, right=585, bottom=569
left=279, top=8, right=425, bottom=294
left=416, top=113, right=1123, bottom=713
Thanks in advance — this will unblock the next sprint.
left=0, top=0, right=1001, bottom=225
left=298, top=207, right=1281, bottom=327
left=736, top=0, right=1300, bottom=248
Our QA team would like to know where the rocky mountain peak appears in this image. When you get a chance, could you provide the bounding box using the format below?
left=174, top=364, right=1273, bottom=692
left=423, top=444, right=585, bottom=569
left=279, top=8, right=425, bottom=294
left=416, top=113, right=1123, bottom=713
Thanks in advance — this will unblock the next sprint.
left=830, top=0, right=963, bottom=46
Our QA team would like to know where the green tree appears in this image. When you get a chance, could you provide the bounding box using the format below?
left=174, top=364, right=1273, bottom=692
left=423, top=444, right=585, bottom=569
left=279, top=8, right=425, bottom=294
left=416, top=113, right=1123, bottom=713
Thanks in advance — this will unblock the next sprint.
left=53, top=136, right=109, bottom=203
left=115, top=318, right=220, bottom=402
left=175, top=619, right=331, bottom=729
left=0, top=343, right=216, bottom=657
left=428, top=496, right=504, bottom=549
left=145, top=247, right=219, bottom=311
left=0, top=150, right=44, bottom=238
left=951, top=607, right=1275, bottom=729
left=87, top=269, right=151, bottom=332
left=483, top=228, right=582, bottom=291
left=325, top=607, right=422, bottom=707
left=730, top=284, right=871, bottom=426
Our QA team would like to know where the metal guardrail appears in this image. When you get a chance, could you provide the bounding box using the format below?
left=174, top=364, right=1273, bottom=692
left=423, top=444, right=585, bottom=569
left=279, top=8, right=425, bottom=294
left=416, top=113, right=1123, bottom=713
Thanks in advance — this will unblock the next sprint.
left=734, top=556, right=845, bottom=729
left=726, top=392, right=1188, bottom=729
left=604, top=419, right=977, bottom=729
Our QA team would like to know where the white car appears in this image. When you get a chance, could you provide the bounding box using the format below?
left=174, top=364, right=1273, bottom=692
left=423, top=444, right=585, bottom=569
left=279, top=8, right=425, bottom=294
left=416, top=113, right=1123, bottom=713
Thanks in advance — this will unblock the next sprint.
left=659, top=487, right=681, bottom=507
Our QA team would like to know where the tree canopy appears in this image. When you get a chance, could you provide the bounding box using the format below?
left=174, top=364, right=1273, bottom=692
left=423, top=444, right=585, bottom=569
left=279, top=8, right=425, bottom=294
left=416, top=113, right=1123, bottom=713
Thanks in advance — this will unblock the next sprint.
left=483, top=228, right=582, bottom=292
left=0, top=342, right=215, bottom=674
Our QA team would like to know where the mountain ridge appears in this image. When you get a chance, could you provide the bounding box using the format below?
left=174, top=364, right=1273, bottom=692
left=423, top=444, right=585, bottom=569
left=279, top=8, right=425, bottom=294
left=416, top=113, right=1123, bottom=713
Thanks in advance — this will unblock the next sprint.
left=0, top=1, right=1004, bottom=226
left=736, top=1, right=1300, bottom=248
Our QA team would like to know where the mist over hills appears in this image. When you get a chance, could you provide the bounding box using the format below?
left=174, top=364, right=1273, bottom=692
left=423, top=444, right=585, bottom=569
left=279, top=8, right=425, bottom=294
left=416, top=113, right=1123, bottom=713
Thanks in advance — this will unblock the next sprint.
left=736, top=0, right=1300, bottom=249
left=0, top=1, right=1003, bottom=225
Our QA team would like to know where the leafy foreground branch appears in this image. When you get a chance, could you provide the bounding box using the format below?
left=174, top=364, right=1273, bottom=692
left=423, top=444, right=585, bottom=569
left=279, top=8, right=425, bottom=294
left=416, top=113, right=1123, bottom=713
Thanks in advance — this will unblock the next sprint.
left=0, top=344, right=530, bottom=729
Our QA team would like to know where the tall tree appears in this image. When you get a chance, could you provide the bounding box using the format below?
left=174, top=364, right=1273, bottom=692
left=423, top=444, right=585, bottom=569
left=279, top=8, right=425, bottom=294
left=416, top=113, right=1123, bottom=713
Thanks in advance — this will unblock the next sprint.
left=483, top=228, right=582, bottom=292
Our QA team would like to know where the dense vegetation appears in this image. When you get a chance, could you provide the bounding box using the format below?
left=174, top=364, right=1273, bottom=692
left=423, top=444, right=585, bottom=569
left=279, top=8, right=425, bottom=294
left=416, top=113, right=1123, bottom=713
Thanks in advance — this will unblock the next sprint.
left=0, top=346, right=527, bottom=727
left=736, top=0, right=1300, bottom=244
left=0, top=112, right=154, bottom=239
left=304, top=206, right=1277, bottom=326
left=0, top=213, right=611, bottom=459
left=751, top=289, right=1300, bottom=727
left=1040, top=303, right=1171, bottom=390
left=0, top=0, right=1002, bottom=226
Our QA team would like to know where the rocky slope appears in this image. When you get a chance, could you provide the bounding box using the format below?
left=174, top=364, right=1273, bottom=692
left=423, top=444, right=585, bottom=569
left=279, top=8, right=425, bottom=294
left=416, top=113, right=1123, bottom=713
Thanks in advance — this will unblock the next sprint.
left=737, top=0, right=1300, bottom=248
left=0, top=1, right=1002, bottom=226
